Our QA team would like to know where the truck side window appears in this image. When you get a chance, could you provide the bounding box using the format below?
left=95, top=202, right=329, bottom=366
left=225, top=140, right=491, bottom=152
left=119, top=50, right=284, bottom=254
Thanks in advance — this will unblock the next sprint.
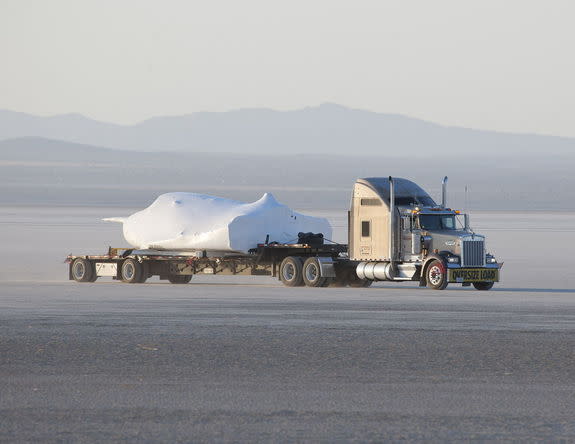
left=361, top=221, right=370, bottom=237
left=360, top=198, right=381, bottom=206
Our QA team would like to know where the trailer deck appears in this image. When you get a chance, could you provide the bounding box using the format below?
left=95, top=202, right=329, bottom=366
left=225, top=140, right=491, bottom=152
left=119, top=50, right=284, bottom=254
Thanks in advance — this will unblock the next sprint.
left=67, top=243, right=349, bottom=285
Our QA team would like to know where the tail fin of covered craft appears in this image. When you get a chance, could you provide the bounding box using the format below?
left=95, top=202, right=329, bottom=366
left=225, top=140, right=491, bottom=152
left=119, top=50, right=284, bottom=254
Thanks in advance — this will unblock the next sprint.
left=103, top=217, right=127, bottom=223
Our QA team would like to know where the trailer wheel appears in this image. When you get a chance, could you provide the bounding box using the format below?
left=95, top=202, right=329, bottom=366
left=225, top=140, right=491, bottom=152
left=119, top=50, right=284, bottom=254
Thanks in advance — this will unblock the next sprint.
left=121, top=258, right=143, bottom=283
left=138, top=262, right=150, bottom=283
left=426, top=260, right=448, bottom=290
left=71, top=258, right=94, bottom=283
left=88, top=269, right=98, bottom=282
left=279, top=256, right=304, bottom=287
left=303, top=257, right=327, bottom=287
left=473, top=281, right=494, bottom=291
left=168, top=275, right=192, bottom=284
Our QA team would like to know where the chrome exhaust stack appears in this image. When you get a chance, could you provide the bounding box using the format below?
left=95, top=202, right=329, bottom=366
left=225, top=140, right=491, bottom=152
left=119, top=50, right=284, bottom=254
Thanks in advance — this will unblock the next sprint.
left=389, top=176, right=394, bottom=261
left=441, top=176, right=448, bottom=208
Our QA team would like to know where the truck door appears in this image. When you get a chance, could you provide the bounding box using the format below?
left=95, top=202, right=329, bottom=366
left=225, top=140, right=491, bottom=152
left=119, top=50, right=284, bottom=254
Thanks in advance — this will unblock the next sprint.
left=400, top=214, right=412, bottom=260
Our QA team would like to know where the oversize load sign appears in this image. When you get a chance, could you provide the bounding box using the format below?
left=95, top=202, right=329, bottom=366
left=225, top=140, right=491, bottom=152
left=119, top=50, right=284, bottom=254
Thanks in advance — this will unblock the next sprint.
left=449, top=268, right=499, bottom=282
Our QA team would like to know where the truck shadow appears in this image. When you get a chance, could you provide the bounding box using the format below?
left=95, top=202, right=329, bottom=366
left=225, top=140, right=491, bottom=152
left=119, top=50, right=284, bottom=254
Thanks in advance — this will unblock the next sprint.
left=370, top=285, right=575, bottom=294
left=490, top=287, right=575, bottom=294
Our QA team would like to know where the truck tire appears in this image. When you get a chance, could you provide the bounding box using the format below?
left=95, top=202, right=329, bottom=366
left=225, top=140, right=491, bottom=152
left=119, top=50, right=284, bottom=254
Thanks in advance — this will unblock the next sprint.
left=348, top=278, right=372, bottom=288
left=138, top=262, right=150, bottom=283
left=473, top=281, right=494, bottom=291
left=324, top=278, right=343, bottom=287
left=325, top=267, right=351, bottom=287
left=121, top=258, right=143, bottom=283
left=426, top=259, right=448, bottom=290
left=71, top=258, right=94, bottom=283
left=347, top=270, right=372, bottom=288
left=322, top=277, right=337, bottom=287
left=279, top=256, right=304, bottom=287
left=302, top=257, right=327, bottom=287
left=168, top=274, right=192, bottom=284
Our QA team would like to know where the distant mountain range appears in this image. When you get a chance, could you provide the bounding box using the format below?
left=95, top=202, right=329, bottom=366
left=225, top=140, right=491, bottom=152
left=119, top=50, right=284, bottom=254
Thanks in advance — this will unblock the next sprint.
left=1, top=104, right=574, bottom=156
left=1, top=105, right=573, bottom=210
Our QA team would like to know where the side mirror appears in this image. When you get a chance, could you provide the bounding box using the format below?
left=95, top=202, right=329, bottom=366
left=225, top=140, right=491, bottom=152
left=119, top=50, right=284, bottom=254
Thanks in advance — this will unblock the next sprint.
left=464, top=214, right=470, bottom=230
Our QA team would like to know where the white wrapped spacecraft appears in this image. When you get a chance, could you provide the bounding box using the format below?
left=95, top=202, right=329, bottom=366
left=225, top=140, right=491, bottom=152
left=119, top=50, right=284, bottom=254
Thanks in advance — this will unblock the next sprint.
left=104, top=192, right=332, bottom=254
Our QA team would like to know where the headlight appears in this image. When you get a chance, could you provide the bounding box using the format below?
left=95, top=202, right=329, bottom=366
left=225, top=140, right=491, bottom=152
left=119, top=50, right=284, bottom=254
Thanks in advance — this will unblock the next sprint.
left=447, top=256, right=460, bottom=264
left=486, top=256, right=497, bottom=264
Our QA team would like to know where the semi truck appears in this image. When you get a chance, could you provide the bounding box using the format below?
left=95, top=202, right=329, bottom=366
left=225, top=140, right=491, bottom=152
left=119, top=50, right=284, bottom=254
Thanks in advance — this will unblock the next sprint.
left=67, top=176, right=501, bottom=290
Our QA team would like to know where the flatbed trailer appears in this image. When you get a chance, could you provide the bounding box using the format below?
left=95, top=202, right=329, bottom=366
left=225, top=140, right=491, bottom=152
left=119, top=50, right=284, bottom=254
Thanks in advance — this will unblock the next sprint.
left=66, top=242, right=361, bottom=287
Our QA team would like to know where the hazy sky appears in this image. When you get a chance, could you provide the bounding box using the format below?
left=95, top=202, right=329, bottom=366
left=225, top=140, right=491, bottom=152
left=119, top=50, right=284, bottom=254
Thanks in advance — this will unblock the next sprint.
left=1, top=0, right=574, bottom=137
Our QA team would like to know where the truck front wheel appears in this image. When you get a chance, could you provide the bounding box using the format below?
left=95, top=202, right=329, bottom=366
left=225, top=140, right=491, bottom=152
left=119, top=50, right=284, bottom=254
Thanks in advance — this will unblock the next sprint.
left=279, top=256, right=304, bottom=287
left=473, top=281, right=494, bottom=291
left=426, top=260, right=448, bottom=290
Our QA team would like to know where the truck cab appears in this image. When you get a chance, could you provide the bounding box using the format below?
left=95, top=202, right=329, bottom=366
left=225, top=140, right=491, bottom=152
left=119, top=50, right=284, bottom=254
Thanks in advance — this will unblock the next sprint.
left=350, top=176, right=500, bottom=290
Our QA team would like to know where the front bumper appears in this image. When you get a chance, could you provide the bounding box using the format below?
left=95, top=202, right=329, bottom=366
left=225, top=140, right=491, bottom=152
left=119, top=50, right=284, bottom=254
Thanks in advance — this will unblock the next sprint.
left=447, top=264, right=501, bottom=283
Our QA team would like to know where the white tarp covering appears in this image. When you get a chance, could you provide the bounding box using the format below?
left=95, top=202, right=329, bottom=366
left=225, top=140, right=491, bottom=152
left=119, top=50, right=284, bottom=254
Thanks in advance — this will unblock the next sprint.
left=104, top=192, right=332, bottom=254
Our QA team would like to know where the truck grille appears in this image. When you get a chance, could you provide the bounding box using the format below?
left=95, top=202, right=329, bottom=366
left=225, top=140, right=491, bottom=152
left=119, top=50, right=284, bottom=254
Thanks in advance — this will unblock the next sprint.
left=462, top=240, right=484, bottom=267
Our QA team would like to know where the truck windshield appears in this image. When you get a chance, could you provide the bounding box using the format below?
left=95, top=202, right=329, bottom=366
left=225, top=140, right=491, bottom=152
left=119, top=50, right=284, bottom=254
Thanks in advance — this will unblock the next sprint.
left=418, top=214, right=457, bottom=230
